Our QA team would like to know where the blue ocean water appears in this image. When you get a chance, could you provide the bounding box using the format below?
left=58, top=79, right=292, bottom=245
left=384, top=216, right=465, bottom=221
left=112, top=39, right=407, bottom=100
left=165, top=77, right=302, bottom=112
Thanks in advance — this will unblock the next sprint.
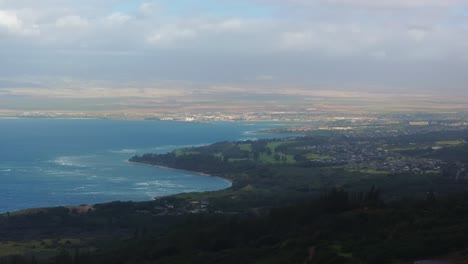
left=0, top=119, right=289, bottom=213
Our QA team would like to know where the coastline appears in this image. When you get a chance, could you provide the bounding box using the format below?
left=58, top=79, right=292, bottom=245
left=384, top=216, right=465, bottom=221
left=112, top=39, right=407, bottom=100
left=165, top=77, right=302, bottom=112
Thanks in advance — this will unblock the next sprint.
left=0, top=119, right=267, bottom=214
left=0, top=119, right=261, bottom=215
left=127, top=160, right=233, bottom=192
left=1, top=162, right=232, bottom=215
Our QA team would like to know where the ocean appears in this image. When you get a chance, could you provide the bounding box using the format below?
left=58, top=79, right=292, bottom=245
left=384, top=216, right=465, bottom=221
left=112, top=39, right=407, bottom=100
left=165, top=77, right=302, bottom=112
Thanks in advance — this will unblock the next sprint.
left=0, top=118, right=288, bottom=213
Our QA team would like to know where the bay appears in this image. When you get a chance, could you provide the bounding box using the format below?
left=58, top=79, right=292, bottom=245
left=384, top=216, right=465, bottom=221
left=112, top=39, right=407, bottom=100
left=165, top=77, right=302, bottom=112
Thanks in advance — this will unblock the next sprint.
left=0, top=118, right=288, bottom=212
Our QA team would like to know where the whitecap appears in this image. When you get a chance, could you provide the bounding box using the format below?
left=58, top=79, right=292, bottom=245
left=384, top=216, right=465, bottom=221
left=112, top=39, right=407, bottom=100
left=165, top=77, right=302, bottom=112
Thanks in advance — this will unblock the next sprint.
left=80, top=192, right=102, bottom=195
left=108, top=177, right=128, bottom=182
left=180, top=189, right=200, bottom=193
left=141, top=143, right=210, bottom=153
left=242, top=130, right=259, bottom=135
left=135, top=180, right=184, bottom=188
left=109, top=149, right=137, bottom=154
left=135, top=182, right=151, bottom=187
left=50, top=156, right=88, bottom=168
left=238, top=137, right=258, bottom=141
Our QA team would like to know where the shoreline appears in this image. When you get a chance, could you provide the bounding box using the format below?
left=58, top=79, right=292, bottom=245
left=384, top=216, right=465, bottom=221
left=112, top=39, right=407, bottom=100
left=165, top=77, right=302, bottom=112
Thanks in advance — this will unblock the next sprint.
left=0, top=115, right=342, bottom=123
left=127, top=160, right=233, bottom=195
left=0, top=161, right=233, bottom=215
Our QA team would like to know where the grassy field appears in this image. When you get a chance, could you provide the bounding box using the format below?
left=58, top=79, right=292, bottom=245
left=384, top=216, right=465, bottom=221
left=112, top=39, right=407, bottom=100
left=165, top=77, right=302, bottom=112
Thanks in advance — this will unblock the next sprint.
left=349, top=169, right=390, bottom=175
left=174, top=140, right=300, bottom=164
left=436, top=140, right=465, bottom=146
left=306, top=153, right=332, bottom=159
left=388, top=145, right=423, bottom=151
left=258, top=153, right=295, bottom=164
left=266, top=141, right=291, bottom=152
left=0, top=238, right=84, bottom=258
left=238, top=143, right=252, bottom=152
left=175, top=149, right=199, bottom=156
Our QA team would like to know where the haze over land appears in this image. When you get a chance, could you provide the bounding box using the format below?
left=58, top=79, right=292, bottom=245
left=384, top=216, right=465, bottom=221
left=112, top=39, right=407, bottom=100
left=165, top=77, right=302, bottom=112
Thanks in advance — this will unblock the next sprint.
left=1, top=0, right=468, bottom=120
left=1, top=84, right=468, bottom=120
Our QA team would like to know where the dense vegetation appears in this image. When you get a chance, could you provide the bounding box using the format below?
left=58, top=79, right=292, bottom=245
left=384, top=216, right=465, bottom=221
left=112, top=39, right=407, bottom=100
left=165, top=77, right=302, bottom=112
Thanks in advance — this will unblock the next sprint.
left=4, top=189, right=468, bottom=263
left=2, top=128, right=468, bottom=263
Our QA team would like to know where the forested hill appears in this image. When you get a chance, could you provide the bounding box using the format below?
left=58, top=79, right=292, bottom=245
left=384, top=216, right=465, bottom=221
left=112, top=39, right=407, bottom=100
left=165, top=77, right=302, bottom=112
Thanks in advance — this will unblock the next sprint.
left=4, top=189, right=468, bottom=263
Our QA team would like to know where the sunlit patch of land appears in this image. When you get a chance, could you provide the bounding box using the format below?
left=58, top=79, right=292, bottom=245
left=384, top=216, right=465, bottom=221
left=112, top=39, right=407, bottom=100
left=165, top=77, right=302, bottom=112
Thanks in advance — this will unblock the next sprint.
left=436, top=140, right=465, bottom=146
left=1, top=86, right=468, bottom=121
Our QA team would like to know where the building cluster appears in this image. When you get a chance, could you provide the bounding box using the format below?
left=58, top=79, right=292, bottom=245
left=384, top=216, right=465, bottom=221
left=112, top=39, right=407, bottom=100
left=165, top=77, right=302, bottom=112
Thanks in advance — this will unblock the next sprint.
left=137, top=199, right=213, bottom=216
left=298, top=140, right=442, bottom=173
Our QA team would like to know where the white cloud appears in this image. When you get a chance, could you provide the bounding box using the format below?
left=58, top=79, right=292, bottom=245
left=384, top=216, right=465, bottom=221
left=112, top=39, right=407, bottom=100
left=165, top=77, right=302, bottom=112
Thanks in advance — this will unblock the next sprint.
left=0, top=10, right=39, bottom=36
left=0, top=2, right=464, bottom=60
left=217, top=19, right=244, bottom=31
left=278, top=24, right=381, bottom=55
left=280, top=31, right=314, bottom=49
left=198, top=18, right=248, bottom=32
left=0, top=10, right=22, bottom=31
left=0, top=0, right=467, bottom=93
left=334, top=0, right=464, bottom=8
left=370, top=50, right=387, bottom=58
left=138, top=2, right=160, bottom=17
left=406, top=27, right=431, bottom=41
left=281, top=0, right=468, bottom=8
left=104, top=12, right=131, bottom=25
left=146, top=27, right=197, bottom=46
left=56, top=15, right=88, bottom=28
left=256, top=75, right=275, bottom=81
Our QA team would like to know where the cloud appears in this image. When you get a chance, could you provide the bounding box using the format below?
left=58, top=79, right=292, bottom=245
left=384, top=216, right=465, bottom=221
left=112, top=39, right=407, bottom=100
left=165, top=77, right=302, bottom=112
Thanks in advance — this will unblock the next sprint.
left=0, top=0, right=467, bottom=95
left=270, top=0, right=468, bottom=9
left=335, top=0, right=467, bottom=8
left=406, top=27, right=431, bottom=41
left=104, top=12, right=131, bottom=25
left=146, top=27, right=198, bottom=47
left=55, top=15, right=89, bottom=28
left=0, top=10, right=39, bottom=36
left=216, top=19, right=244, bottom=31
left=0, top=1, right=463, bottom=58
left=0, top=10, right=23, bottom=33
left=255, top=75, right=275, bottom=81
left=278, top=23, right=380, bottom=56
left=138, top=2, right=160, bottom=17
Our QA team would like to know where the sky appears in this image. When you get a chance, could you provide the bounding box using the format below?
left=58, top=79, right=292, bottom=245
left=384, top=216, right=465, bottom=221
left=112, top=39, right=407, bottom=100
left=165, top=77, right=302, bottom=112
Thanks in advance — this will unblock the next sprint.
left=0, top=0, right=467, bottom=95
